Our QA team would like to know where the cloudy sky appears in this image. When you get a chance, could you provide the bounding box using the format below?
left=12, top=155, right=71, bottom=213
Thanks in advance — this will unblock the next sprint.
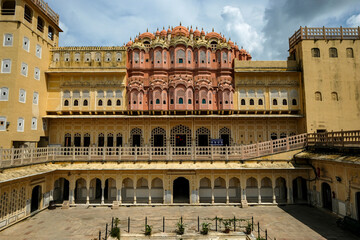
left=46, top=0, right=360, bottom=60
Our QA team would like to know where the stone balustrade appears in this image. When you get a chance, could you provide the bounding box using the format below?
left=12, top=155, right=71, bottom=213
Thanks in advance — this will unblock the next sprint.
left=0, top=134, right=307, bottom=169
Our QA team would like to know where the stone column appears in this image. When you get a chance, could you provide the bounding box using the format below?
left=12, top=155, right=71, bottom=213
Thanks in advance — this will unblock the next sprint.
left=134, top=187, right=137, bottom=204
left=69, top=178, right=75, bottom=204
left=211, top=177, right=215, bottom=204
left=86, top=181, right=90, bottom=205
left=287, top=185, right=292, bottom=204
left=117, top=178, right=122, bottom=204
left=272, top=178, right=276, bottom=204
left=148, top=186, right=152, bottom=204
left=258, top=187, right=261, bottom=204
left=272, top=186, right=276, bottom=204
left=101, top=181, right=105, bottom=204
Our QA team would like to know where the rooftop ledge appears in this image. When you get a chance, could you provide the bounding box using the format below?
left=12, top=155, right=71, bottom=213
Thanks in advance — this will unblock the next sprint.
left=234, top=60, right=299, bottom=72
left=289, top=26, right=360, bottom=49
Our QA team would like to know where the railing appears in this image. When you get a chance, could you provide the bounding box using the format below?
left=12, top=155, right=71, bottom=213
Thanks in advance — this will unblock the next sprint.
left=289, top=26, right=360, bottom=49
left=0, top=134, right=307, bottom=169
left=30, top=0, right=59, bottom=25
left=1, top=9, right=15, bottom=15
left=307, top=130, right=360, bottom=148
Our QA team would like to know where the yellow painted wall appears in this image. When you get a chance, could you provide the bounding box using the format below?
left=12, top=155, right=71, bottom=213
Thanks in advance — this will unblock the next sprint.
left=0, top=0, right=60, bottom=148
left=290, top=40, right=360, bottom=132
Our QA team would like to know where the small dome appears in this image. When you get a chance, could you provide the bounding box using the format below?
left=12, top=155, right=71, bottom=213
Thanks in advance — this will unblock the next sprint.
left=160, top=27, right=167, bottom=37
left=172, top=25, right=190, bottom=37
left=205, top=31, right=222, bottom=40
left=155, top=29, right=160, bottom=36
left=228, top=40, right=234, bottom=47
left=126, top=40, right=133, bottom=47
left=200, top=28, right=205, bottom=36
left=138, top=31, right=155, bottom=40
left=194, top=27, right=200, bottom=37
left=167, top=27, right=172, bottom=33
left=235, top=45, right=239, bottom=50
left=239, top=48, right=247, bottom=54
left=190, top=26, right=193, bottom=34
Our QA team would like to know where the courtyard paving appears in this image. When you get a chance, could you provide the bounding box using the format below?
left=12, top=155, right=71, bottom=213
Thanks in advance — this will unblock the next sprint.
left=0, top=205, right=358, bottom=240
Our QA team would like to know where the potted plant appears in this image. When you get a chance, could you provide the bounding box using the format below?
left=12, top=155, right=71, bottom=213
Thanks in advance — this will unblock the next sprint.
left=176, top=220, right=185, bottom=235
left=200, top=222, right=211, bottom=235
left=110, top=217, right=120, bottom=240
left=145, top=224, right=152, bottom=236
left=245, top=222, right=252, bottom=234
left=222, top=219, right=231, bottom=233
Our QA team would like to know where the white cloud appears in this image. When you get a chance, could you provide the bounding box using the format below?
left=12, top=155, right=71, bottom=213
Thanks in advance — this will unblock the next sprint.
left=346, top=14, right=360, bottom=27
left=221, top=6, right=265, bottom=59
left=59, top=21, right=68, bottom=35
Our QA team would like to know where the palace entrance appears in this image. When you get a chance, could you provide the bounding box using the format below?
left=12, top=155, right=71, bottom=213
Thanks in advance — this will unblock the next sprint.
left=31, top=185, right=42, bottom=213
left=173, top=177, right=190, bottom=203
left=322, top=182, right=332, bottom=211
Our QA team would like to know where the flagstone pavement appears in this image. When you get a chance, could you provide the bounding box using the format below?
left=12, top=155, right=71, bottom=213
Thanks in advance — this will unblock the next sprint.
left=0, top=205, right=359, bottom=240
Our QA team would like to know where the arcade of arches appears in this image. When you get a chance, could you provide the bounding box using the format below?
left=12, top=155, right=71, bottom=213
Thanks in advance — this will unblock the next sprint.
left=48, top=118, right=300, bottom=147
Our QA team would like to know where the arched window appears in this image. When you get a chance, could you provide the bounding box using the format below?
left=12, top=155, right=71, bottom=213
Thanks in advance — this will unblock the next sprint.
left=73, top=100, right=78, bottom=106
left=315, top=91, right=322, bottom=101
left=270, top=132, right=277, bottom=140
left=258, top=99, right=263, bottom=105
left=273, top=99, right=278, bottom=105
left=292, top=99, right=297, bottom=105
left=24, top=5, right=33, bottom=23
left=346, top=48, right=354, bottom=58
left=116, top=99, right=121, bottom=106
left=311, top=48, right=320, bottom=57
left=83, top=99, right=88, bottom=106
left=179, top=97, right=183, bottom=104
left=155, top=51, right=162, bottom=64
left=282, top=99, right=287, bottom=105
left=331, top=92, right=338, bottom=101
left=188, top=99, right=192, bottom=104
left=98, top=99, right=103, bottom=106
left=163, top=100, right=166, bottom=104
left=64, top=100, right=69, bottom=106
left=241, top=99, right=245, bottom=105
left=280, top=132, right=287, bottom=138
left=200, top=50, right=206, bottom=63
left=1, top=0, right=16, bottom=15
left=187, top=50, right=191, bottom=63
left=249, top=99, right=254, bottom=105
left=48, top=26, right=54, bottom=40
left=156, top=99, right=160, bottom=104
left=37, top=17, right=44, bottom=32
left=202, top=99, right=206, bottom=104
left=176, top=49, right=185, bottom=63
left=170, top=99, right=174, bottom=104
left=329, top=48, right=337, bottom=58
left=107, top=99, right=112, bottom=106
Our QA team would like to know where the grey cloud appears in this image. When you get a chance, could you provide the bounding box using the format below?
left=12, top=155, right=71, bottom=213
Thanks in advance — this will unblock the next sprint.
left=262, top=0, right=360, bottom=60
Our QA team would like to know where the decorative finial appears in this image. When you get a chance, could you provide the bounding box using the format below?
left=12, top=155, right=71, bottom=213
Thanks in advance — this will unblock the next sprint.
left=212, top=28, right=214, bottom=32
left=196, top=26, right=198, bottom=29
left=163, top=26, right=165, bottom=30
left=241, top=46, right=243, bottom=49
left=191, top=25, right=192, bottom=28
left=130, top=37, right=132, bottom=40
left=146, top=28, right=148, bottom=32
left=180, top=22, right=182, bottom=26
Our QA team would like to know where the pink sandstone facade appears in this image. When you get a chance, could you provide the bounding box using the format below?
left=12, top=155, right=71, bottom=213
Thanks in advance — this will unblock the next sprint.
left=126, top=24, right=251, bottom=111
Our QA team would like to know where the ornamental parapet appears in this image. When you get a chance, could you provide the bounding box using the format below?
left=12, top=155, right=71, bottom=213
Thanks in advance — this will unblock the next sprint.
left=289, top=26, right=360, bottom=49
